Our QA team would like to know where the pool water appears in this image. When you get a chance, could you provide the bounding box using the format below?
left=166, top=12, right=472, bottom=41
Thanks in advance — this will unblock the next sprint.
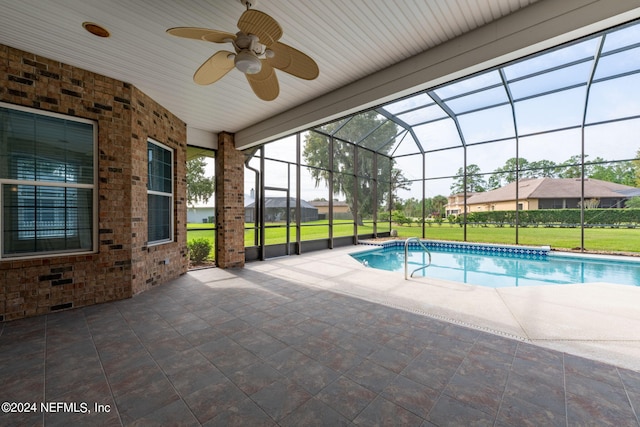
left=351, top=244, right=640, bottom=287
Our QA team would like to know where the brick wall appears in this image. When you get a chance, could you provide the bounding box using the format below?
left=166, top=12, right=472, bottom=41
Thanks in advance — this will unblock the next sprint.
left=0, top=44, right=187, bottom=320
left=215, top=132, right=245, bottom=268
left=130, top=87, right=188, bottom=294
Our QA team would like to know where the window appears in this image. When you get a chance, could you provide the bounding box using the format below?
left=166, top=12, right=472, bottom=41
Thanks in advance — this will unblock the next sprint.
left=147, top=139, right=173, bottom=245
left=0, top=103, right=96, bottom=258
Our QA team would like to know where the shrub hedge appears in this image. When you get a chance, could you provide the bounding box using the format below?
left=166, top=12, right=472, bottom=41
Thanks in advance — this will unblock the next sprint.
left=457, top=208, right=640, bottom=228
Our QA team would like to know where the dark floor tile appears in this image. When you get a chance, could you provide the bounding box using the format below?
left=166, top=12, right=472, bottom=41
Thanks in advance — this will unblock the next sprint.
left=44, top=404, right=121, bottom=427
left=315, top=347, right=363, bottom=374
left=114, top=377, right=180, bottom=425
left=564, top=353, right=622, bottom=387
left=214, top=318, right=253, bottom=336
left=101, top=348, right=156, bottom=379
left=0, top=411, right=44, bottom=427
left=354, top=395, right=424, bottom=426
left=619, top=367, right=640, bottom=392
left=181, top=326, right=225, bottom=347
left=441, top=323, right=480, bottom=343
left=296, top=318, right=334, bottom=335
left=155, top=347, right=212, bottom=376
left=265, top=346, right=315, bottom=374
left=107, top=358, right=166, bottom=398
left=335, top=333, right=378, bottom=357
left=203, top=397, right=276, bottom=427
left=168, top=362, right=226, bottom=396
left=401, top=353, right=461, bottom=391
left=383, top=333, right=430, bottom=358
left=260, top=324, right=308, bottom=346
left=250, top=379, right=313, bottom=422
left=496, top=394, right=566, bottom=427
left=382, top=375, right=439, bottom=419
left=230, top=329, right=288, bottom=359
left=473, top=332, right=519, bottom=356
left=196, top=336, right=260, bottom=374
left=3, top=375, right=45, bottom=402
left=228, top=360, right=285, bottom=395
left=293, top=335, right=336, bottom=357
left=280, top=397, right=353, bottom=427
left=427, top=394, right=494, bottom=427
left=184, top=377, right=248, bottom=424
left=565, top=370, right=630, bottom=404
left=503, top=370, right=566, bottom=416
left=510, top=352, right=564, bottom=388
left=346, top=359, right=397, bottom=394
left=421, top=333, right=474, bottom=359
left=514, top=342, right=564, bottom=367
left=128, top=398, right=199, bottom=427
left=317, top=375, right=377, bottom=421
left=143, top=335, right=193, bottom=361
left=287, top=358, right=340, bottom=394
left=367, top=346, right=414, bottom=374
left=46, top=370, right=111, bottom=402
left=443, top=373, right=504, bottom=417
left=172, top=318, right=211, bottom=336
left=566, top=391, right=638, bottom=427
left=193, top=306, right=236, bottom=326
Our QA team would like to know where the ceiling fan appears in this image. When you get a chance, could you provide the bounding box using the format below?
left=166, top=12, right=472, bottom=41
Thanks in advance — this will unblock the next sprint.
left=167, top=0, right=319, bottom=101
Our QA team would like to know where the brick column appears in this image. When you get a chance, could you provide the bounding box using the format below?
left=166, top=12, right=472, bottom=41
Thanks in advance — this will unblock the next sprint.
left=215, top=132, right=245, bottom=268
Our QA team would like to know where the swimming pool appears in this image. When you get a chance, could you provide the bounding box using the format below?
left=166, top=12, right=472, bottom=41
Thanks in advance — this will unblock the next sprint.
left=350, top=240, right=640, bottom=288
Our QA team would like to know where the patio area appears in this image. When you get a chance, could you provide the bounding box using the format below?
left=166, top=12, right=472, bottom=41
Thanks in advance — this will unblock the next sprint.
left=1, top=247, right=639, bottom=426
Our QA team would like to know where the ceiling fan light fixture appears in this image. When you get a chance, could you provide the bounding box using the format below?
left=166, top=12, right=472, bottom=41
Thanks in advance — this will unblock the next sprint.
left=234, top=50, right=262, bottom=74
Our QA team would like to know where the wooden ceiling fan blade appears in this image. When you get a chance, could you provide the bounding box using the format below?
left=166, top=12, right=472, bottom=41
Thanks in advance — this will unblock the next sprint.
left=246, top=62, right=279, bottom=101
left=237, top=9, right=282, bottom=46
left=193, top=51, right=235, bottom=85
left=167, top=27, right=235, bottom=43
left=267, top=42, right=319, bottom=80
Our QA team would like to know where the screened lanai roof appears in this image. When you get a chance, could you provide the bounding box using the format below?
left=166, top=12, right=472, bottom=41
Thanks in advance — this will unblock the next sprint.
left=311, top=18, right=640, bottom=158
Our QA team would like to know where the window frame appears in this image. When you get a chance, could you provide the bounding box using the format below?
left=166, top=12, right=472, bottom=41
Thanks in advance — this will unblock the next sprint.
left=147, top=138, right=174, bottom=246
left=0, top=101, right=98, bottom=259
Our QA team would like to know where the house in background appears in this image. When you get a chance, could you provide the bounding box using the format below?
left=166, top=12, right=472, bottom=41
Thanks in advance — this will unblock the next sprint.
left=445, top=193, right=478, bottom=216
left=187, top=200, right=215, bottom=224
left=245, top=197, right=319, bottom=223
left=463, top=178, right=640, bottom=212
left=309, top=200, right=352, bottom=220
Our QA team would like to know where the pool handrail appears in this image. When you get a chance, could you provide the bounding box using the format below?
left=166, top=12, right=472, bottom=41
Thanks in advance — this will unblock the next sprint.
left=404, top=237, right=432, bottom=279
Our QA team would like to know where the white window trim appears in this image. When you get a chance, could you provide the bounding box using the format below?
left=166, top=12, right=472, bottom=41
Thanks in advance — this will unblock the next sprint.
left=147, top=138, right=174, bottom=246
left=0, top=102, right=98, bottom=260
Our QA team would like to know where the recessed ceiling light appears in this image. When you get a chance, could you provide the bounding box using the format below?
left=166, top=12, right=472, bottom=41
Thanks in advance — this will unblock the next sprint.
left=82, top=22, right=110, bottom=38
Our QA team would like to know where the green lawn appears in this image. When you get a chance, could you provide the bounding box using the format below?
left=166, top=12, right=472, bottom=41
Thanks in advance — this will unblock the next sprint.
left=392, top=223, right=640, bottom=253
left=187, top=221, right=640, bottom=260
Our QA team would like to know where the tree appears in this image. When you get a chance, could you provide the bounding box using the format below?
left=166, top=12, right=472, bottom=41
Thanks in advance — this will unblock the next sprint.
left=626, top=197, right=640, bottom=208
left=390, top=167, right=411, bottom=209
left=303, top=111, right=404, bottom=224
left=635, top=149, right=640, bottom=187
left=450, top=164, right=486, bottom=194
left=590, top=161, right=636, bottom=185
left=186, top=156, right=215, bottom=206
left=527, top=160, right=558, bottom=178
left=431, top=195, right=448, bottom=217
left=488, top=158, right=529, bottom=189
left=558, top=155, right=589, bottom=178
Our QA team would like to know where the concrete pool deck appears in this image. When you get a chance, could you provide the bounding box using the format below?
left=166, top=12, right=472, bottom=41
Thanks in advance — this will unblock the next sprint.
left=250, top=245, right=640, bottom=372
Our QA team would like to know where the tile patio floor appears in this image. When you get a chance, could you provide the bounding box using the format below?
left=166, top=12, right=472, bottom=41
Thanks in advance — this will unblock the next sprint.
left=1, top=247, right=640, bottom=426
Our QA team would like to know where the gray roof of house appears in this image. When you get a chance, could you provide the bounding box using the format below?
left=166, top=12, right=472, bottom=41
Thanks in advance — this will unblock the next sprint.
left=245, top=197, right=318, bottom=210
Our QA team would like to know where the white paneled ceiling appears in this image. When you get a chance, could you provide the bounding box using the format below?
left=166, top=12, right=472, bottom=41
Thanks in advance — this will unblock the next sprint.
left=1, top=0, right=639, bottom=149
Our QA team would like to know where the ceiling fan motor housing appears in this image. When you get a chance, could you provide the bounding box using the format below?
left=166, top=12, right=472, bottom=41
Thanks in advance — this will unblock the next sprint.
left=234, top=50, right=262, bottom=74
